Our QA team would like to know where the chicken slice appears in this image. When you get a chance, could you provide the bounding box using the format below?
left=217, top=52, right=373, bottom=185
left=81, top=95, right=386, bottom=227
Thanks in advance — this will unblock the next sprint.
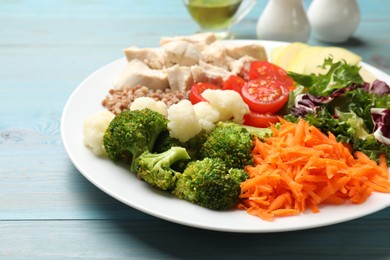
left=165, top=65, right=194, bottom=91
left=201, top=41, right=234, bottom=70
left=162, top=40, right=202, bottom=67
left=229, top=55, right=257, bottom=79
left=123, top=46, right=166, bottom=70
left=191, top=61, right=232, bottom=86
left=160, top=32, right=217, bottom=48
left=225, top=42, right=268, bottom=61
left=114, top=59, right=169, bottom=90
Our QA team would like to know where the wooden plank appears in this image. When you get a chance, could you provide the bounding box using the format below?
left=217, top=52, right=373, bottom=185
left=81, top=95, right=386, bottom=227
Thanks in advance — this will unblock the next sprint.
left=0, top=0, right=191, bottom=18
left=0, top=0, right=388, bottom=19
left=1, top=217, right=390, bottom=259
left=0, top=122, right=151, bottom=220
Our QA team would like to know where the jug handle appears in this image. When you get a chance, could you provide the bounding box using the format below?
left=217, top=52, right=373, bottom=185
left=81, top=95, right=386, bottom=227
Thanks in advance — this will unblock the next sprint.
left=231, top=0, right=257, bottom=26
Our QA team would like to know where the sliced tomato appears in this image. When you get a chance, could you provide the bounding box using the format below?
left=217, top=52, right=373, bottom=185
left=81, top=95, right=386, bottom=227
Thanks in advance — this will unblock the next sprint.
left=244, top=111, right=280, bottom=128
left=241, top=79, right=289, bottom=114
left=189, top=82, right=220, bottom=104
left=249, top=61, right=295, bottom=90
left=223, top=75, right=246, bottom=94
left=249, top=61, right=276, bottom=81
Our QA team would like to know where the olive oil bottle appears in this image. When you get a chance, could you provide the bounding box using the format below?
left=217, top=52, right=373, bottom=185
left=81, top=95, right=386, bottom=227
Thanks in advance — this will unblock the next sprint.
left=185, top=0, right=243, bottom=30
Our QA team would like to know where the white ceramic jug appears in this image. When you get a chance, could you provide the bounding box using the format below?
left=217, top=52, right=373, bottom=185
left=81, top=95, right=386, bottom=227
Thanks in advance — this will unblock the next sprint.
left=256, top=0, right=310, bottom=42
left=308, top=0, right=360, bottom=43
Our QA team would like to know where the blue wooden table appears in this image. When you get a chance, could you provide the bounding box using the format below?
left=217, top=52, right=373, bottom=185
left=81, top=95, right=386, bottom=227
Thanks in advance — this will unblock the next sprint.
left=1, top=0, right=390, bottom=258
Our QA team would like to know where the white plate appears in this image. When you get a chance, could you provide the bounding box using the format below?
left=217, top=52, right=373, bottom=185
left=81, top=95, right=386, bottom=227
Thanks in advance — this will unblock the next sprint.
left=61, top=40, right=390, bottom=233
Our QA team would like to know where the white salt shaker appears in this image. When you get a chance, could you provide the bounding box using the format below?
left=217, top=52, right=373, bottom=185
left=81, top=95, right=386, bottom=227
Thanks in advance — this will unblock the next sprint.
left=256, top=0, right=310, bottom=42
left=308, top=0, right=360, bottom=43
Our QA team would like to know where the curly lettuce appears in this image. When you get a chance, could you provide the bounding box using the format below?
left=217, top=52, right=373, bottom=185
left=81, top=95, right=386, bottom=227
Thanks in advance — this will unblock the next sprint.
left=286, top=58, right=390, bottom=163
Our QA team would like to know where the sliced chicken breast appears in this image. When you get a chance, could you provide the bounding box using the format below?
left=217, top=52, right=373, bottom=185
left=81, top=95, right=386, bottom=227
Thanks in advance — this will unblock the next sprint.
left=160, top=32, right=217, bottom=48
left=114, top=59, right=169, bottom=90
left=123, top=46, right=166, bottom=69
left=225, top=42, right=268, bottom=61
left=165, top=65, right=194, bottom=91
left=162, top=40, right=202, bottom=67
left=191, top=61, right=232, bottom=86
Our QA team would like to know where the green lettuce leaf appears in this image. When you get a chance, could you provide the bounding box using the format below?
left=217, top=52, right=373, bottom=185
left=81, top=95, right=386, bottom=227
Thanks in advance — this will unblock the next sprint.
left=288, top=57, right=364, bottom=96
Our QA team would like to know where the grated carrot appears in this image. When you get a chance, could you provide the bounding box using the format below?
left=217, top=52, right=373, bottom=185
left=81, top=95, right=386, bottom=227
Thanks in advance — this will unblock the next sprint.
left=239, top=119, right=390, bottom=221
left=379, top=153, right=389, bottom=178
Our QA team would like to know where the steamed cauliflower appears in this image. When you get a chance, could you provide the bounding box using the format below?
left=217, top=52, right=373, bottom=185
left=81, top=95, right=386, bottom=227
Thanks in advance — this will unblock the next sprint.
left=167, top=99, right=202, bottom=142
left=201, top=89, right=249, bottom=124
left=130, top=97, right=168, bottom=116
left=83, top=110, right=115, bottom=156
left=193, top=101, right=220, bottom=133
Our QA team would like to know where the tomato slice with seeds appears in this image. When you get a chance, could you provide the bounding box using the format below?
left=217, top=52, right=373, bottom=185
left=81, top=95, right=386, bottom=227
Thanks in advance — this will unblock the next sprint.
left=223, top=75, right=246, bottom=94
left=249, top=61, right=295, bottom=91
left=249, top=61, right=275, bottom=81
left=244, top=111, right=280, bottom=128
left=241, top=79, right=289, bottom=114
left=189, top=82, right=221, bottom=104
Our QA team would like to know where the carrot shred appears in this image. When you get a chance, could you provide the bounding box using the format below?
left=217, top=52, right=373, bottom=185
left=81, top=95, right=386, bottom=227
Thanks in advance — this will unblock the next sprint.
left=239, top=119, right=390, bottom=221
left=379, top=153, right=389, bottom=178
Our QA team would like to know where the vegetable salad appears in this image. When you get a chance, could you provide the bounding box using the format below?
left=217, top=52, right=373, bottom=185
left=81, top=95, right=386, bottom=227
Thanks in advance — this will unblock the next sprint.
left=83, top=39, right=390, bottom=220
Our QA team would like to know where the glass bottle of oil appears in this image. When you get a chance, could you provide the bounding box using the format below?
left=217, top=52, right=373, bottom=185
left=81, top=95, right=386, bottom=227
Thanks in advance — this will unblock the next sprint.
left=184, top=0, right=256, bottom=39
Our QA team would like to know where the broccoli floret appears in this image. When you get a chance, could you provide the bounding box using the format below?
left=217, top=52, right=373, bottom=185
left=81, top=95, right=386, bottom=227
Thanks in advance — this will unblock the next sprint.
left=228, top=168, right=249, bottom=184
left=153, top=131, right=186, bottom=153
left=153, top=130, right=209, bottom=172
left=134, top=146, right=191, bottom=191
left=184, top=131, right=208, bottom=160
left=154, top=130, right=207, bottom=160
left=217, top=121, right=272, bottom=140
left=242, top=125, right=272, bottom=140
left=103, top=109, right=168, bottom=172
left=172, top=158, right=248, bottom=210
left=199, top=121, right=253, bottom=169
